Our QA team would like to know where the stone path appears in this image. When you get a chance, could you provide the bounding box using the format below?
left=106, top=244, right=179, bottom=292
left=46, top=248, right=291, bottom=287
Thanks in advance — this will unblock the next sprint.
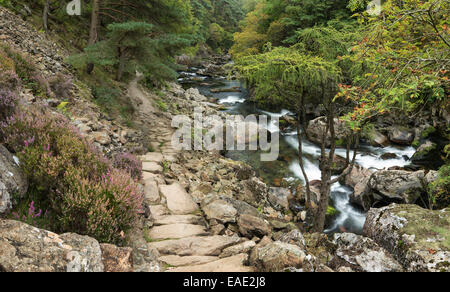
left=140, top=143, right=254, bottom=272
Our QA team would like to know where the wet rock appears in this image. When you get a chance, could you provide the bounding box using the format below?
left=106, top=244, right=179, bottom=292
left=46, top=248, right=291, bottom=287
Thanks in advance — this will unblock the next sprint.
left=100, top=244, right=133, bottom=272
left=237, top=214, right=271, bottom=239
left=367, top=130, right=389, bottom=147
left=0, top=220, right=103, bottom=272
left=306, top=117, right=349, bottom=147
left=364, top=204, right=450, bottom=272
left=0, top=146, right=28, bottom=214
left=411, top=140, right=441, bottom=167
left=330, top=233, right=403, bottom=272
left=319, top=154, right=347, bottom=175
left=389, top=126, right=415, bottom=145
left=381, top=153, right=398, bottom=160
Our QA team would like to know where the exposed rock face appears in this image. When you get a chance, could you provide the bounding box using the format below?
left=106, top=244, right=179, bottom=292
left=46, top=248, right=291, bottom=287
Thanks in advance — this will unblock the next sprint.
left=100, top=244, right=133, bottom=272
left=0, top=220, right=103, bottom=272
left=389, top=127, right=415, bottom=145
left=306, top=117, right=349, bottom=147
left=340, top=165, right=374, bottom=210
left=237, top=214, right=271, bottom=239
left=364, top=204, right=450, bottom=272
left=330, top=233, right=403, bottom=272
left=278, top=230, right=306, bottom=250
left=0, top=146, right=28, bottom=214
left=250, top=241, right=307, bottom=272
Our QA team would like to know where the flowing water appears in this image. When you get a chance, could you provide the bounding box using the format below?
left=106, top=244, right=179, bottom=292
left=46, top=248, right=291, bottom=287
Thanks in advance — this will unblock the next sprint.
left=179, top=72, right=416, bottom=234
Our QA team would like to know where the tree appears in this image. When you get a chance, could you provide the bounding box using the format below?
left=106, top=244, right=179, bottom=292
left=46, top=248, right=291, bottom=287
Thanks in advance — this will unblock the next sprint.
left=87, top=0, right=101, bottom=74
left=235, top=46, right=361, bottom=231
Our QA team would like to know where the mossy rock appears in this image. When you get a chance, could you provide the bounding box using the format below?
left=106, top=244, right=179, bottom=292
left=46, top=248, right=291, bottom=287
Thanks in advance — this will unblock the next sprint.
left=364, top=204, right=449, bottom=272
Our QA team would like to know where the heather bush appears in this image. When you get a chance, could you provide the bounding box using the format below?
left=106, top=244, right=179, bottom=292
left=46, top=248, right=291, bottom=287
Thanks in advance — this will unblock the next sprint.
left=0, top=70, right=21, bottom=91
left=61, top=169, right=144, bottom=244
left=0, top=89, right=18, bottom=122
left=112, top=152, right=143, bottom=181
left=1, top=107, right=144, bottom=243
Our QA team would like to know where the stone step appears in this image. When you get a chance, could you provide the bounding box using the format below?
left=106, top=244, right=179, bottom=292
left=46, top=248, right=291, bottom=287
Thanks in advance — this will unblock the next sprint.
left=144, top=180, right=160, bottom=205
left=167, top=254, right=254, bottom=272
left=141, top=152, right=164, bottom=163
left=154, top=215, right=204, bottom=226
left=148, top=235, right=241, bottom=256
left=149, top=205, right=170, bottom=219
left=142, top=161, right=163, bottom=173
left=147, top=224, right=208, bottom=240
left=159, top=183, right=199, bottom=215
left=159, top=255, right=219, bottom=267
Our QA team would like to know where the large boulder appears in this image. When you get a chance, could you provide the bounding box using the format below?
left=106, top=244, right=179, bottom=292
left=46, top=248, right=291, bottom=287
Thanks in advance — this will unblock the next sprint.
left=306, top=117, right=349, bottom=147
left=364, top=204, right=450, bottom=272
left=340, top=165, right=374, bottom=210
left=330, top=233, right=403, bottom=272
left=388, top=126, right=415, bottom=145
left=319, top=155, right=348, bottom=175
left=411, top=140, right=442, bottom=168
left=365, top=170, right=426, bottom=207
left=0, top=220, right=104, bottom=272
left=0, top=146, right=28, bottom=214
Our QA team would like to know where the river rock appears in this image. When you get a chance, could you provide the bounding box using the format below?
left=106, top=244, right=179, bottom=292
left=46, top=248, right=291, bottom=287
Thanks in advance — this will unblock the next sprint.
left=319, top=154, right=348, bottom=175
left=389, top=126, right=415, bottom=145
left=411, top=140, right=441, bottom=167
left=330, top=233, right=403, bottom=272
left=367, top=130, right=389, bottom=147
left=185, top=88, right=207, bottom=102
left=306, top=117, right=349, bottom=147
left=0, top=220, right=103, bottom=272
left=237, top=214, right=271, bottom=239
left=0, top=146, right=28, bottom=214
left=365, top=170, right=426, bottom=207
left=364, top=204, right=450, bottom=272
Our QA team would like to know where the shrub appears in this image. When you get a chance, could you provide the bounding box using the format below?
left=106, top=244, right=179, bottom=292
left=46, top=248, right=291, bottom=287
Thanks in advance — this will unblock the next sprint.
left=112, top=152, right=143, bottom=181
left=61, top=169, right=144, bottom=244
left=429, top=165, right=450, bottom=210
left=1, top=106, right=144, bottom=243
left=0, top=89, right=18, bottom=122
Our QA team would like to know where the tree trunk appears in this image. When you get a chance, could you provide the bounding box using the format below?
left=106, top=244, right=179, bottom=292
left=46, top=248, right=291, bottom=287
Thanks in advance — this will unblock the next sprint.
left=116, top=47, right=126, bottom=81
left=87, top=0, right=101, bottom=74
left=43, top=0, right=50, bottom=33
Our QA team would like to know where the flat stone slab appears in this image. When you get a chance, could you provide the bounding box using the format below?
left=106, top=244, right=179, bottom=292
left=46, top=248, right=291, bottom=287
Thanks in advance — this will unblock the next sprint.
left=168, top=254, right=254, bottom=272
left=147, top=224, right=207, bottom=240
left=154, top=215, right=204, bottom=226
left=143, top=172, right=165, bottom=185
left=159, top=255, right=219, bottom=267
left=149, top=205, right=169, bottom=219
left=148, top=235, right=241, bottom=256
left=142, top=153, right=164, bottom=163
left=144, top=180, right=160, bottom=205
left=159, top=183, right=199, bottom=215
left=142, top=162, right=163, bottom=174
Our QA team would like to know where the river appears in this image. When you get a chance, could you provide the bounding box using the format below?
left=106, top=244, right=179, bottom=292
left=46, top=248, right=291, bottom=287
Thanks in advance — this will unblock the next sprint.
left=178, top=71, right=416, bottom=235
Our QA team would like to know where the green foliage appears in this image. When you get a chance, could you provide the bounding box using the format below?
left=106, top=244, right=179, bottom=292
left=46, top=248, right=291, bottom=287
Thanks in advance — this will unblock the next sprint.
left=429, top=165, right=450, bottom=210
